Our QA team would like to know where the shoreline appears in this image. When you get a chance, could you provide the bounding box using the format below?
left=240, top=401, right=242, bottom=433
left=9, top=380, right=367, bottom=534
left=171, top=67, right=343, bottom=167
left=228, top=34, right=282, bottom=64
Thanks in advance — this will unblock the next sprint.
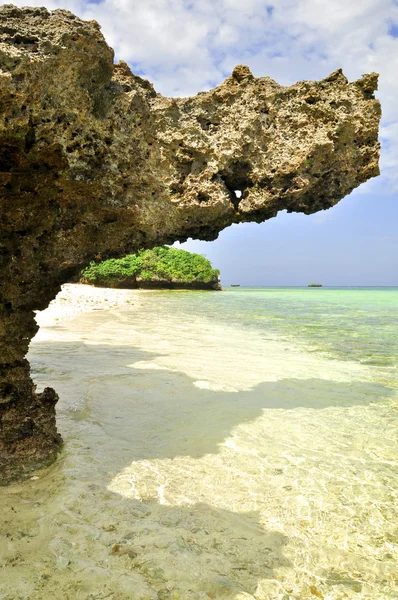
left=34, top=284, right=398, bottom=330
left=35, top=283, right=222, bottom=329
left=34, top=283, right=156, bottom=328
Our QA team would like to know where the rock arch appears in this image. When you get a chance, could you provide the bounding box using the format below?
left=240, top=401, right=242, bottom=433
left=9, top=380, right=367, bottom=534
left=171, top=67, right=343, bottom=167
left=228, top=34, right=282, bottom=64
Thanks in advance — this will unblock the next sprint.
left=0, top=5, right=381, bottom=482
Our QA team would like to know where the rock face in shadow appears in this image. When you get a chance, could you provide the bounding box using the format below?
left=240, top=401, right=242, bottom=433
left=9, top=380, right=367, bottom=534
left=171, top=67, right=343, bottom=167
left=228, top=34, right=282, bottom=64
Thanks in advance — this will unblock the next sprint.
left=0, top=5, right=381, bottom=482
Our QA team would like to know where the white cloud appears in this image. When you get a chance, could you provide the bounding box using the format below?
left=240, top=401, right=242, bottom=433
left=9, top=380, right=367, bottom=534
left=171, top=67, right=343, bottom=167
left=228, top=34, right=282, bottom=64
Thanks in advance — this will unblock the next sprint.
left=8, top=0, right=398, bottom=189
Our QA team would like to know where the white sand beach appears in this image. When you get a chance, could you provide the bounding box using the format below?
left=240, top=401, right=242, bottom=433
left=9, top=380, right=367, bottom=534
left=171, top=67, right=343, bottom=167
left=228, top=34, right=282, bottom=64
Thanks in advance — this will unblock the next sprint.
left=35, top=283, right=146, bottom=327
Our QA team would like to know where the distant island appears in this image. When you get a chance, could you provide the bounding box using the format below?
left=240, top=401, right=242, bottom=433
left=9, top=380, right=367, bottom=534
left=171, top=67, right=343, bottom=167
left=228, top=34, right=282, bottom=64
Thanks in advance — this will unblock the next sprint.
left=80, top=246, right=221, bottom=290
left=308, top=283, right=323, bottom=287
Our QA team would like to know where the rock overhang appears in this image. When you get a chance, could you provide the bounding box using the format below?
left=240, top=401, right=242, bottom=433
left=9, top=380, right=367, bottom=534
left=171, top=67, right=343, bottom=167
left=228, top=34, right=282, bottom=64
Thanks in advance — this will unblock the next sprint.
left=0, top=4, right=381, bottom=482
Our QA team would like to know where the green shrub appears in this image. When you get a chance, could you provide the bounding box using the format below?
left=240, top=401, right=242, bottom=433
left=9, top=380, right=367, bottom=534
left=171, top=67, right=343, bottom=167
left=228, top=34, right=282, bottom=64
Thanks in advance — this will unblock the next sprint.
left=81, top=246, right=220, bottom=284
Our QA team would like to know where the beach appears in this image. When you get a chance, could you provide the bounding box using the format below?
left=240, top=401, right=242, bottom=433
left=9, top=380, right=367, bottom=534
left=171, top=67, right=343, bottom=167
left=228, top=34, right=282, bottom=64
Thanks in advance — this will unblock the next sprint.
left=1, top=285, right=397, bottom=600
left=34, top=283, right=146, bottom=327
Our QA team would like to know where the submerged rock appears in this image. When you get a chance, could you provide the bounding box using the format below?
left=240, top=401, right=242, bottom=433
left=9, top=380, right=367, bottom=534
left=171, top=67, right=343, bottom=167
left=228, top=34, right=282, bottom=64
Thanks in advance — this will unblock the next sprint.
left=0, top=5, right=381, bottom=482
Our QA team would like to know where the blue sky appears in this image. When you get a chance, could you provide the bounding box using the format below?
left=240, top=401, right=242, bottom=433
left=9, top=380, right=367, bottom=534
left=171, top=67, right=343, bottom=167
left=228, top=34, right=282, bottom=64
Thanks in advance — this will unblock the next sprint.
left=12, top=0, right=398, bottom=285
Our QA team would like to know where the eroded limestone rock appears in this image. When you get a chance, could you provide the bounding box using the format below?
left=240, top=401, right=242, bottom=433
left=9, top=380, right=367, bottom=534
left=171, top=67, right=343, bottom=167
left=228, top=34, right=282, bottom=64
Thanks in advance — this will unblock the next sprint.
left=0, top=5, right=381, bottom=482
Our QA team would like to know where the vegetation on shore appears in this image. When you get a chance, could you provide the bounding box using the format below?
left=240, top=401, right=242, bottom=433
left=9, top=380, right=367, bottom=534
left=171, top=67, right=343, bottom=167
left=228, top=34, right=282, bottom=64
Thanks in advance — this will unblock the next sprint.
left=80, top=246, right=221, bottom=289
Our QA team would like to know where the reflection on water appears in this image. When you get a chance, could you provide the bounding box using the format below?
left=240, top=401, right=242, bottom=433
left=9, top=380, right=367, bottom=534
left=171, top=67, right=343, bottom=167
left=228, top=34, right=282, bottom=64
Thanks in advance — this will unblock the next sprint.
left=1, top=288, right=398, bottom=600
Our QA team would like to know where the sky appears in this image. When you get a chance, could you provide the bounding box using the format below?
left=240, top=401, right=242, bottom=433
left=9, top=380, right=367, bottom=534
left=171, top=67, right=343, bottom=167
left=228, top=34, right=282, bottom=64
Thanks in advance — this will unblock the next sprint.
left=11, top=0, right=398, bottom=285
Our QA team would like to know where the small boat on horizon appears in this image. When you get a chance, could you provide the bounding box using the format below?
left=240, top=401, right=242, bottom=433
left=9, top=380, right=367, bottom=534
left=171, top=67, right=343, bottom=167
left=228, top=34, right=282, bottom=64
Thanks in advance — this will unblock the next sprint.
left=230, top=284, right=241, bottom=287
left=308, top=283, right=323, bottom=287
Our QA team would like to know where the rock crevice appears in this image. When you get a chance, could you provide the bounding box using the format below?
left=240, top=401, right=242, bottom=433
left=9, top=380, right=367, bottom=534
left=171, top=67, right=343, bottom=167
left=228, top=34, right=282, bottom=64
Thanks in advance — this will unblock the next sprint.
left=0, top=5, right=381, bottom=482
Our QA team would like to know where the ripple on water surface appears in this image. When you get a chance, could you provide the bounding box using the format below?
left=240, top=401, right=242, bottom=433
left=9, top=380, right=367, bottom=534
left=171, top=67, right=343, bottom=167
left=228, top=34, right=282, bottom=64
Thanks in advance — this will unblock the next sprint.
left=1, top=287, right=398, bottom=600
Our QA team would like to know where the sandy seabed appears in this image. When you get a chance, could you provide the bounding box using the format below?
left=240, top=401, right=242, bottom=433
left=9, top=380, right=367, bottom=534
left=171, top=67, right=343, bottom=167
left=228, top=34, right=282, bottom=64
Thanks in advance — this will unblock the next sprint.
left=0, top=284, right=397, bottom=600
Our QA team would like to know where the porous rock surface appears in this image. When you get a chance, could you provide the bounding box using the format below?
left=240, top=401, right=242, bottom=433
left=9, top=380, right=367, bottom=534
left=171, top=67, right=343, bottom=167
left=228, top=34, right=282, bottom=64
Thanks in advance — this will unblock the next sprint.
left=0, top=5, right=381, bottom=482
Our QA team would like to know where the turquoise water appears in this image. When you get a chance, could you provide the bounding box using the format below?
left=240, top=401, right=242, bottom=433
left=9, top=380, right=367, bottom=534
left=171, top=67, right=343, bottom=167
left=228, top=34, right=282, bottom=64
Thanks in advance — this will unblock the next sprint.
left=147, top=285, right=398, bottom=368
left=1, top=285, right=397, bottom=600
left=130, top=285, right=398, bottom=400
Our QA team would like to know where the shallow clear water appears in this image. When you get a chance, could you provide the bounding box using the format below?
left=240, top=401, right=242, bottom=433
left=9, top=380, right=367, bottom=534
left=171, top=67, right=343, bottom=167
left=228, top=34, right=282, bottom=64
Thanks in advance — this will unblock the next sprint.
left=1, top=287, right=398, bottom=600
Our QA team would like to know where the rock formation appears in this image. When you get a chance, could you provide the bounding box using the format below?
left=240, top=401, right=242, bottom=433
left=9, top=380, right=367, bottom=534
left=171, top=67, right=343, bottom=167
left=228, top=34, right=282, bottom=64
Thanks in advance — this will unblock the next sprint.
left=83, top=278, right=222, bottom=291
left=0, top=5, right=381, bottom=482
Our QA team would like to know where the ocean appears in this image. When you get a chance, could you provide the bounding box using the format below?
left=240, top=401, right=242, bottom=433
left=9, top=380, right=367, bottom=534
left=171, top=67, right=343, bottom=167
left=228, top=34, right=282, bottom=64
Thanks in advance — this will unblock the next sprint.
left=1, top=286, right=397, bottom=600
